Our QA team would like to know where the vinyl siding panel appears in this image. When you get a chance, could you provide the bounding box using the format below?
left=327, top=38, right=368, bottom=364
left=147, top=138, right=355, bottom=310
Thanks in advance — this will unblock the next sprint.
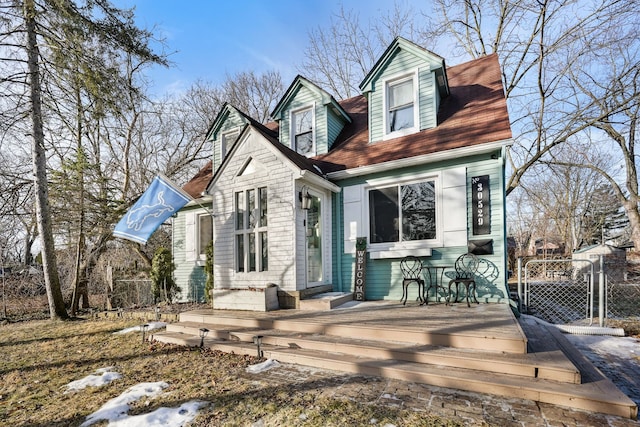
left=326, top=107, right=346, bottom=150
left=212, top=130, right=298, bottom=291
left=173, top=206, right=207, bottom=302
left=333, top=152, right=508, bottom=302
left=464, top=156, right=509, bottom=301
left=418, top=69, right=436, bottom=130
left=279, top=86, right=327, bottom=156
left=212, top=110, right=247, bottom=174
left=369, top=49, right=439, bottom=143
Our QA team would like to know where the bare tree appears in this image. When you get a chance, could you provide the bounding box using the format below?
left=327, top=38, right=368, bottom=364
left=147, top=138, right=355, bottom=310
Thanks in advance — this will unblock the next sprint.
left=300, top=3, right=427, bottom=100
left=1, top=0, right=167, bottom=320
left=420, top=0, right=640, bottom=250
left=220, top=70, right=284, bottom=123
left=424, top=0, right=640, bottom=194
left=519, top=143, right=618, bottom=254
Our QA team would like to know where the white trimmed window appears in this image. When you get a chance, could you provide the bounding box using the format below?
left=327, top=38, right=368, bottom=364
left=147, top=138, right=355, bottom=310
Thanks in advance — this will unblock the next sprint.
left=235, top=187, right=268, bottom=272
left=368, top=179, right=437, bottom=244
left=384, top=74, right=418, bottom=138
left=220, top=129, right=239, bottom=159
left=198, top=214, right=213, bottom=256
left=185, top=211, right=213, bottom=262
left=291, top=107, right=314, bottom=156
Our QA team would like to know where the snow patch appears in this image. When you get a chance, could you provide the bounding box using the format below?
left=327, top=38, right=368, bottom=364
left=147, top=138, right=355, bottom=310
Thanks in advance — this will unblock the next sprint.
left=65, top=367, right=122, bottom=393
left=113, top=322, right=167, bottom=335
left=246, top=359, right=280, bottom=374
left=80, top=381, right=168, bottom=427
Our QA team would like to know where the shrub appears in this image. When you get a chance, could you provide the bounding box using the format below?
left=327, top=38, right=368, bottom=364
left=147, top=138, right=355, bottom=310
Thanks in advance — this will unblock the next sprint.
left=204, top=240, right=214, bottom=303
left=150, top=247, right=180, bottom=303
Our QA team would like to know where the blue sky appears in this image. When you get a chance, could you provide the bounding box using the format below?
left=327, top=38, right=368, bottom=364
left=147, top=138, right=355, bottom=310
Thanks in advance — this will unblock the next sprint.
left=115, top=0, right=424, bottom=96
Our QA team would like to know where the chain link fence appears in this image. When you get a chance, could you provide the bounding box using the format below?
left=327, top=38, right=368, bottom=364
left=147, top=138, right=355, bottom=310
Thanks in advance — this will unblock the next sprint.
left=521, top=259, right=595, bottom=324
left=110, top=279, right=154, bottom=308
left=520, top=257, right=640, bottom=325
left=607, top=279, right=640, bottom=319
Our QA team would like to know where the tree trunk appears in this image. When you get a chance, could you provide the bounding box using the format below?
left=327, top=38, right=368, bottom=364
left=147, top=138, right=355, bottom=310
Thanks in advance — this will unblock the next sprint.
left=623, top=199, right=640, bottom=253
left=25, top=0, right=68, bottom=320
left=71, top=85, right=87, bottom=316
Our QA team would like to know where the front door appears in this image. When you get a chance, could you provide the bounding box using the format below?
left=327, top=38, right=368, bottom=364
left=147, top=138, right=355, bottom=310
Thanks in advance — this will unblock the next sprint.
left=306, top=193, right=323, bottom=286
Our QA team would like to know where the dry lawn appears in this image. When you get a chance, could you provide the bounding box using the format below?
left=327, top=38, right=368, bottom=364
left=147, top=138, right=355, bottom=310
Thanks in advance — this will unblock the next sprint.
left=0, top=318, right=464, bottom=427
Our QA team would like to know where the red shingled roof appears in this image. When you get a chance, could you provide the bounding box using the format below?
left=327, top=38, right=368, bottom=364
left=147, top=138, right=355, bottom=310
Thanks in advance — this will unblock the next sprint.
left=314, top=53, right=511, bottom=172
left=182, top=160, right=212, bottom=199
left=183, top=53, right=511, bottom=194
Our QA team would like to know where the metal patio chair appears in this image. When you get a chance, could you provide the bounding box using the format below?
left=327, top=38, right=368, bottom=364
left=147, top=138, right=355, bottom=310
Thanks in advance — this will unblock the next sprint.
left=447, top=253, right=480, bottom=307
left=400, top=256, right=425, bottom=305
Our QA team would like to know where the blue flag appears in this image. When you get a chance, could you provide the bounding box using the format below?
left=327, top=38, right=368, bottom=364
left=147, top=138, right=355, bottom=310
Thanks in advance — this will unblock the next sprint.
left=113, top=175, right=192, bottom=244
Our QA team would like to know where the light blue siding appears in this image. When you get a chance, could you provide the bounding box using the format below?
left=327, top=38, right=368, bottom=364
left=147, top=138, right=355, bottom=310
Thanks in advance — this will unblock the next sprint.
left=173, top=206, right=207, bottom=302
left=327, top=107, right=346, bottom=149
left=368, top=49, right=439, bottom=143
left=332, top=151, right=508, bottom=303
left=212, top=109, right=248, bottom=174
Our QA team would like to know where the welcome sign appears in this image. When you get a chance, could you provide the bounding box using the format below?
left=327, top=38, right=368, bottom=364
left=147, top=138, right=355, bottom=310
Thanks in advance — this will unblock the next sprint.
left=354, top=237, right=367, bottom=301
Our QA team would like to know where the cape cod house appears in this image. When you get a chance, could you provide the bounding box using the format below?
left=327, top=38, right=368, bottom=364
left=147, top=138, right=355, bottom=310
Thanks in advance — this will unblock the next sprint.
left=173, top=37, right=513, bottom=310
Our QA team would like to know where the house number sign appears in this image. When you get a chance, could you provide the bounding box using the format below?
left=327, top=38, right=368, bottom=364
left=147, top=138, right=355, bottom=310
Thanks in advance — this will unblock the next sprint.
left=472, top=175, right=490, bottom=235
left=354, top=237, right=367, bottom=301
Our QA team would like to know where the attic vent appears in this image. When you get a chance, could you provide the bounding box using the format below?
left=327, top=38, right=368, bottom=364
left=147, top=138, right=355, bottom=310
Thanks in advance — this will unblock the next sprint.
left=238, top=157, right=256, bottom=176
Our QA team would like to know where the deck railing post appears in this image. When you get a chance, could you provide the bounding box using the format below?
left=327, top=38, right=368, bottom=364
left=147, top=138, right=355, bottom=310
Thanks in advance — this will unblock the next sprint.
left=599, top=254, right=605, bottom=327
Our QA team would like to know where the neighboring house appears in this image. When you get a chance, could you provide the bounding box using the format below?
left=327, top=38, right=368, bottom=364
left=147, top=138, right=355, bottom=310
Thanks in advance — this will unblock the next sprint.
left=573, top=244, right=627, bottom=284
left=173, top=37, right=513, bottom=310
left=530, top=238, right=565, bottom=258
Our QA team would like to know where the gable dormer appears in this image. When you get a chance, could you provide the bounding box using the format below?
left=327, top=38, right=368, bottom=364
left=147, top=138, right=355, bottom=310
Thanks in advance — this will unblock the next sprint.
left=271, top=76, right=351, bottom=157
left=359, top=37, right=449, bottom=143
left=206, top=103, right=251, bottom=174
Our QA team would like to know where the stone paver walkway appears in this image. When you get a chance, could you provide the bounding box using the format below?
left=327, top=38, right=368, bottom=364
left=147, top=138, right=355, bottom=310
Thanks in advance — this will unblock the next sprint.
left=243, top=361, right=638, bottom=426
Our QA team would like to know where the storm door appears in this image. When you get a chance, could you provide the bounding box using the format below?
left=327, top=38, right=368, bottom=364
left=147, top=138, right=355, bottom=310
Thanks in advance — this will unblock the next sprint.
left=306, top=194, right=323, bottom=286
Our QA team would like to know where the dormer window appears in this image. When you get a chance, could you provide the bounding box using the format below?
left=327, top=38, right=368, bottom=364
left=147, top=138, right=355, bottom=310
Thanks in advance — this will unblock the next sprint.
left=384, top=73, right=418, bottom=139
left=292, top=107, right=314, bottom=156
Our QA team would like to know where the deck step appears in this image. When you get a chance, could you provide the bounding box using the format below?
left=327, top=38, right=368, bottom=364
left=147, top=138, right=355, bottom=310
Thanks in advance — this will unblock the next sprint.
left=149, top=304, right=637, bottom=420
left=298, top=292, right=354, bottom=310
left=161, top=321, right=577, bottom=383
left=178, top=309, right=527, bottom=354
left=149, top=330, right=635, bottom=419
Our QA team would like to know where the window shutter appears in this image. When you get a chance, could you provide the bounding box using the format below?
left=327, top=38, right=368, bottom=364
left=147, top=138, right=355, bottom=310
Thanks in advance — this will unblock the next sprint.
left=185, top=212, right=197, bottom=261
left=342, top=184, right=364, bottom=253
left=442, top=167, right=467, bottom=247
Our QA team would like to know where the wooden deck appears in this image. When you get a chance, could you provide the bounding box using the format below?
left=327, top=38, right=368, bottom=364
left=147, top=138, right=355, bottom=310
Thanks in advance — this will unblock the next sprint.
left=150, top=300, right=638, bottom=419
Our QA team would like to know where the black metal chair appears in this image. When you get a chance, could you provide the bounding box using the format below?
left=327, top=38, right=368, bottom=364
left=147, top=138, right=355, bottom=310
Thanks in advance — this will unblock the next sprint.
left=447, top=253, right=479, bottom=307
left=400, top=256, right=425, bottom=305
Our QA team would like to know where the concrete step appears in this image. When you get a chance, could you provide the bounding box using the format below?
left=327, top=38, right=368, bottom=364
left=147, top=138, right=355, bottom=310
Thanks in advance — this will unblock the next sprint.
left=149, top=331, right=636, bottom=419
left=298, top=292, right=353, bottom=311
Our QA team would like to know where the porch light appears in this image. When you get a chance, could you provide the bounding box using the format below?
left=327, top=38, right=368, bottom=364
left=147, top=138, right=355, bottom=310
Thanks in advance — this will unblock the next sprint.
left=299, top=186, right=313, bottom=210
left=199, top=327, right=209, bottom=348
left=141, top=324, right=149, bottom=343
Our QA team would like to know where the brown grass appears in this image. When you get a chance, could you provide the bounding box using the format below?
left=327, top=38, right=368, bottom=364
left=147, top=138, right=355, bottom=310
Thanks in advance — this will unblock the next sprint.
left=0, top=318, right=465, bottom=427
